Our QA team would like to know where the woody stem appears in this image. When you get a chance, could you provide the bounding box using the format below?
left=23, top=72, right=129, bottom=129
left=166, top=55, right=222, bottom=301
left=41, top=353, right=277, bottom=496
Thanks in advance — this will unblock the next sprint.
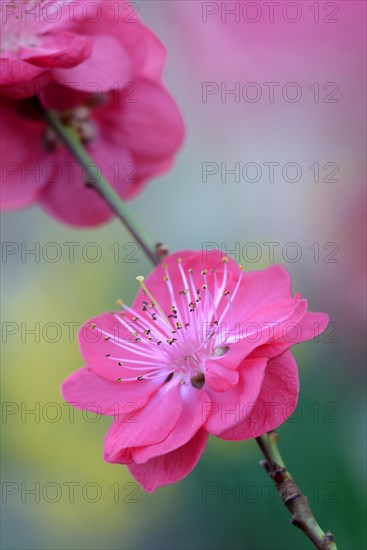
left=256, top=431, right=338, bottom=550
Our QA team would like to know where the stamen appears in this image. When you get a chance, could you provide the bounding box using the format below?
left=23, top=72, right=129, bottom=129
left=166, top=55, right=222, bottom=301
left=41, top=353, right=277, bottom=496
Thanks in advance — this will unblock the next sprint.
left=136, top=276, right=171, bottom=328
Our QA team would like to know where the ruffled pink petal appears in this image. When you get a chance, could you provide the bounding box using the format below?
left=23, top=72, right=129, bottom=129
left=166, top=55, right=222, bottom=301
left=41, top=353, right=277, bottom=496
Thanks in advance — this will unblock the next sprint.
left=121, top=77, right=185, bottom=162
left=0, top=57, right=46, bottom=85
left=204, top=360, right=239, bottom=392
left=0, top=101, right=48, bottom=209
left=219, top=351, right=299, bottom=440
left=205, top=357, right=268, bottom=435
left=61, top=367, right=158, bottom=417
left=19, top=32, right=93, bottom=68
left=223, top=298, right=308, bottom=355
left=118, top=22, right=166, bottom=80
left=132, top=156, right=174, bottom=185
left=231, top=265, right=293, bottom=320
left=39, top=81, right=89, bottom=110
left=132, top=384, right=210, bottom=464
left=52, top=35, right=131, bottom=92
left=41, top=1, right=90, bottom=32
left=0, top=72, right=50, bottom=99
left=249, top=311, right=330, bottom=359
left=54, top=0, right=165, bottom=80
left=104, top=381, right=183, bottom=456
left=128, top=429, right=209, bottom=492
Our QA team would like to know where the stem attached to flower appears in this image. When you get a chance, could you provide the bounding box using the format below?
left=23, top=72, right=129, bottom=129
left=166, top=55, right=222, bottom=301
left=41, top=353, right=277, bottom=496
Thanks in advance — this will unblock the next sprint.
left=44, top=110, right=166, bottom=266
left=256, top=431, right=337, bottom=550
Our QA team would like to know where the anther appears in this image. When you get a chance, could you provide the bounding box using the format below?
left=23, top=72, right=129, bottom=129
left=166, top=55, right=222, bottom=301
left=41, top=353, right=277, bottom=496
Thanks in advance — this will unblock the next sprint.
left=214, top=346, right=230, bottom=357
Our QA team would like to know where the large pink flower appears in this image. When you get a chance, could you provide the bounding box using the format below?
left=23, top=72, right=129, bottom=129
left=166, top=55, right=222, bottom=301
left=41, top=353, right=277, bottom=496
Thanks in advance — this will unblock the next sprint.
left=0, top=0, right=184, bottom=225
left=62, top=251, right=329, bottom=492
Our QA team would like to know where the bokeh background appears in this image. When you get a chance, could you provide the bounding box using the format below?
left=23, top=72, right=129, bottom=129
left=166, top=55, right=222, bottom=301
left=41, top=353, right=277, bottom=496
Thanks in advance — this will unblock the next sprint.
left=1, top=1, right=366, bottom=549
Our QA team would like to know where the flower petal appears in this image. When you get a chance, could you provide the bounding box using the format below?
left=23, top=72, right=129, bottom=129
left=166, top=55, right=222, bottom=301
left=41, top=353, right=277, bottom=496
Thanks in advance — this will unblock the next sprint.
left=104, top=381, right=183, bottom=456
left=52, top=35, right=131, bottom=91
left=249, top=311, right=330, bottom=359
left=128, top=429, right=208, bottom=492
left=121, top=77, right=185, bottom=162
left=204, top=360, right=239, bottom=392
left=205, top=357, right=268, bottom=435
left=61, top=367, right=157, bottom=417
left=38, top=139, right=134, bottom=226
left=19, top=32, right=93, bottom=68
left=219, top=351, right=299, bottom=440
left=231, top=265, right=293, bottom=320
left=132, top=384, right=210, bottom=463
left=0, top=100, right=48, bottom=209
left=0, top=57, right=45, bottom=85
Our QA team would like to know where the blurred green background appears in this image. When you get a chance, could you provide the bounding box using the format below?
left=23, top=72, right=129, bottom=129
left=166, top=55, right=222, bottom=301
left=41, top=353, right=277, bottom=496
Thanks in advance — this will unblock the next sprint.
left=1, top=1, right=366, bottom=549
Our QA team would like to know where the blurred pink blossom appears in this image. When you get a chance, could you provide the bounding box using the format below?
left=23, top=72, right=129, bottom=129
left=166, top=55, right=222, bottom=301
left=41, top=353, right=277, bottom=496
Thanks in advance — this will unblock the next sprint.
left=0, top=0, right=185, bottom=225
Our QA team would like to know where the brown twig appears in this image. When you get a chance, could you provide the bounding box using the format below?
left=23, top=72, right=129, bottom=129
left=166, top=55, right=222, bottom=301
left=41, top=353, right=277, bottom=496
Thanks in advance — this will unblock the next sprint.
left=256, top=431, right=337, bottom=550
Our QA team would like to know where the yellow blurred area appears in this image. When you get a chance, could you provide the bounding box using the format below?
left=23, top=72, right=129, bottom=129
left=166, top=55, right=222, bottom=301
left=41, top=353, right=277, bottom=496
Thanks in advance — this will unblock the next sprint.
left=1, top=216, right=178, bottom=542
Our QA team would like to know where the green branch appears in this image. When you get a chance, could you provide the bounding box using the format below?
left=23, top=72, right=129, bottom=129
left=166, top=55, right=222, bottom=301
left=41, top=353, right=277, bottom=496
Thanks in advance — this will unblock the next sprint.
left=44, top=110, right=163, bottom=266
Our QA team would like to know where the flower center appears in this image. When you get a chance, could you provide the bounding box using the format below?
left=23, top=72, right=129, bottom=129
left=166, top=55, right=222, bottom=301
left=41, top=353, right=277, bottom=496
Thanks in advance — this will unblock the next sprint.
left=94, top=257, right=244, bottom=390
left=43, top=105, right=100, bottom=151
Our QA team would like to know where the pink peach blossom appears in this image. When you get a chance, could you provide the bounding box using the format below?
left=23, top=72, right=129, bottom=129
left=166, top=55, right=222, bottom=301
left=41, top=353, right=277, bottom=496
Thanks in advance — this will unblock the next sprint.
left=0, top=0, right=184, bottom=225
left=0, top=0, right=93, bottom=98
left=62, top=251, right=329, bottom=492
